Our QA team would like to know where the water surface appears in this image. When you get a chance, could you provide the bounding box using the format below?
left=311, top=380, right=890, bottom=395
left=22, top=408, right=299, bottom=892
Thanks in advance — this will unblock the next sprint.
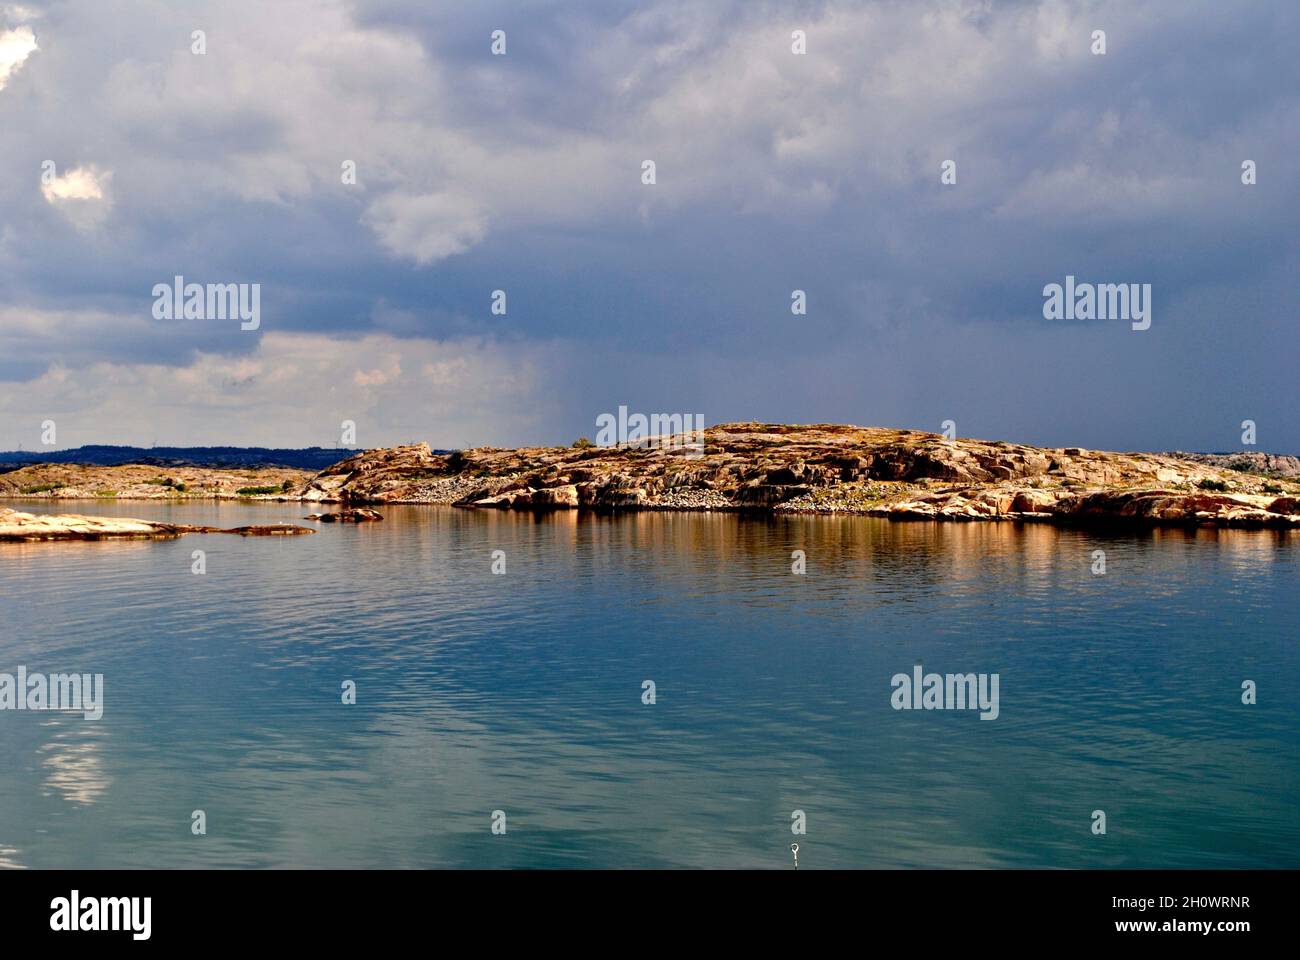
left=1, top=499, right=1296, bottom=868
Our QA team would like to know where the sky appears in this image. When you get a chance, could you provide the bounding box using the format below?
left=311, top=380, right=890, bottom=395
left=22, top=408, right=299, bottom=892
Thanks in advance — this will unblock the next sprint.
left=0, top=0, right=1295, bottom=453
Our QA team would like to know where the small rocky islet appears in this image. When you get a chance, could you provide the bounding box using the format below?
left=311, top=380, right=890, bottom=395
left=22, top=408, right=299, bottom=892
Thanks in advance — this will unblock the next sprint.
left=0, top=508, right=315, bottom=542
left=2, top=423, right=1298, bottom=539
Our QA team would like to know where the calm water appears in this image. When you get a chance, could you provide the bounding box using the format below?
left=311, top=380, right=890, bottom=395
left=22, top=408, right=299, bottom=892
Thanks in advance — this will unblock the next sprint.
left=1, top=499, right=1297, bottom=869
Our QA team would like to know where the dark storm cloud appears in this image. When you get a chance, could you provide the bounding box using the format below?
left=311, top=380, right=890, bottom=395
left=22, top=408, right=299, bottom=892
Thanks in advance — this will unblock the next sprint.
left=0, top=0, right=1295, bottom=449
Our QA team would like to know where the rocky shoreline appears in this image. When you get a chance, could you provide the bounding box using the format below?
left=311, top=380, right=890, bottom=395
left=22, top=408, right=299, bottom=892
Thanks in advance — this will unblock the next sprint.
left=4, top=424, right=1298, bottom=531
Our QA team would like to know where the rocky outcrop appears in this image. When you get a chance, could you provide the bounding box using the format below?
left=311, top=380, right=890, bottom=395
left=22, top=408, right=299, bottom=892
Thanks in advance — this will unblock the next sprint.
left=285, top=423, right=1300, bottom=529
left=0, top=508, right=316, bottom=541
left=304, top=508, right=384, bottom=522
left=297, top=444, right=477, bottom=503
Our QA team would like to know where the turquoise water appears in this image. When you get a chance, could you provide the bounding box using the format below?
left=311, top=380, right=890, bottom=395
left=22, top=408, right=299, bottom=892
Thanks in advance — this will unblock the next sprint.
left=1, top=499, right=1296, bottom=869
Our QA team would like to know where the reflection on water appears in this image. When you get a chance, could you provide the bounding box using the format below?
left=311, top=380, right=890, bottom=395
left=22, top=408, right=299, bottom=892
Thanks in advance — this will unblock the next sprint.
left=39, top=719, right=110, bottom=806
left=1, top=500, right=1297, bottom=868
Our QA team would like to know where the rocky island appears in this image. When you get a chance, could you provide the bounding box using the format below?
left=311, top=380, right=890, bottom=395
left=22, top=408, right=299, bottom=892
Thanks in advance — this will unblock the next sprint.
left=292, top=423, right=1299, bottom=529
left=3, top=424, right=1298, bottom=531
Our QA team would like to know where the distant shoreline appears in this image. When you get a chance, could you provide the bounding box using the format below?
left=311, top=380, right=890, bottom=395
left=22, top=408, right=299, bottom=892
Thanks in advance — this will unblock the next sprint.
left=0, top=444, right=367, bottom=473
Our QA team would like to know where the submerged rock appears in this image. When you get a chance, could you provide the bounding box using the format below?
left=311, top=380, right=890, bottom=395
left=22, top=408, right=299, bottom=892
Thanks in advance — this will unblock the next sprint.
left=221, top=524, right=318, bottom=536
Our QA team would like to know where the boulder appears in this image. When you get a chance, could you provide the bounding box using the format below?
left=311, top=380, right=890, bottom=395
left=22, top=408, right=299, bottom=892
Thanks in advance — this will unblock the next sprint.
left=531, top=485, right=580, bottom=508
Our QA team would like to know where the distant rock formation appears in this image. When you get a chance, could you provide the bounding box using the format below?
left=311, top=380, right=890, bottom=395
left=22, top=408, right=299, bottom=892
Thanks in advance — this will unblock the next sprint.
left=1162, top=451, right=1300, bottom=479
left=0, top=445, right=359, bottom=472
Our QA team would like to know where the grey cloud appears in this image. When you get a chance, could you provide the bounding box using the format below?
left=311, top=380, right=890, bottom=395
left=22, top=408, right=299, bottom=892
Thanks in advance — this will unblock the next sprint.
left=0, top=0, right=1295, bottom=450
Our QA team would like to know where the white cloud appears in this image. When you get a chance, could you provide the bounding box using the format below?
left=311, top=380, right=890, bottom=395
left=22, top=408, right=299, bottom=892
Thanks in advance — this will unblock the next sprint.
left=0, top=23, right=36, bottom=90
left=39, top=164, right=112, bottom=229
left=40, top=164, right=108, bottom=201
left=0, top=331, right=570, bottom=449
left=361, top=192, right=487, bottom=265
